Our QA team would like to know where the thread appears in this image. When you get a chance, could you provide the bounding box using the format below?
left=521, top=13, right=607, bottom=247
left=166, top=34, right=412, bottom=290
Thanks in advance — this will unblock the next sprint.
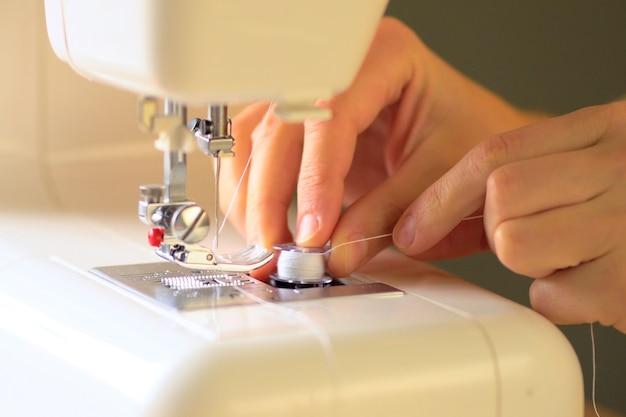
left=273, top=234, right=393, bottom=283
left=217, top=99, right=487, bottom=277
left=212, top=156, right=222, bottom=251
left=216, top=103, right=274, bottom=240
left=216, top=143, right=252, bottom=236
left=328, top=233, right=392, bottom=253
left=324, top=214, right=481, bottom=254
left=215, top=98, right=484, bottom=252
left=590, top=323, right=601, bottom=417
left=276, top=248, right=326, bottom=282
left=277, top=214, right=485, bottom=281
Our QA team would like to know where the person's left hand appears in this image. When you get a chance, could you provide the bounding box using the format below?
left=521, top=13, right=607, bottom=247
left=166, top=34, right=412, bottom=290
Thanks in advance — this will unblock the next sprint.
left=393, top=100, right=626, bottom=333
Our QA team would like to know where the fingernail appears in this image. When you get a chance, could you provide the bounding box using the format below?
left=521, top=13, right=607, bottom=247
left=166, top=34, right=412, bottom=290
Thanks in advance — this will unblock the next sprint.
left=296, top=214, right=320, bottom=244
left=394, top=214, right=416, bottom=250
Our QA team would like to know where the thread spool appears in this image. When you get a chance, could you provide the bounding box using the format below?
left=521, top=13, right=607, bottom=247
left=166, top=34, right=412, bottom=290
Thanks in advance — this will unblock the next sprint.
left=272, top=243, right=332, bottom=288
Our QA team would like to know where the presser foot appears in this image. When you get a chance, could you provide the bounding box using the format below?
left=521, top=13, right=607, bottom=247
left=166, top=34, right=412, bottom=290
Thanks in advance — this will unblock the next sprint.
left=155, top=242, right=273, bottom=273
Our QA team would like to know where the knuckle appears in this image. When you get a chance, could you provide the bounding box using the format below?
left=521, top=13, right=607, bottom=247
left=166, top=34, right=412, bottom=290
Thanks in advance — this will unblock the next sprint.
left=492, top=222, right=536, bottom=277
left=297, top=169, right=344, bottom=211
left=471, top=133, right=513, bottom=174
left=605, top=99, right=626, bottom=129
left=298, top=168, right=334, bottom=192
left=492, top=224, right=517, bottom=268
left=486, top=166, right=516, bottom=215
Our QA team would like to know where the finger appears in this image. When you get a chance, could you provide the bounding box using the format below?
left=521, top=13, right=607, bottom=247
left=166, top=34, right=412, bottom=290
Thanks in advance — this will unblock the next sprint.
left=529, top=250, right=626, bottom=333
left=492, top=193, right=617, bottom=278
left=246, top=105, right=304, bottom=247
left=408, top=217, right=489, bottom=261
left=342, top=112, right=393, bottom=206
left=484, top=148, right=612, bottom=240
left=326, top=173, right=411, bottom=277
left=394, top=106, right=608, bottom=256
left=295, top=18, right=421, bottom=247
left=220, top=103, right=268, bottom=237
left=327, top=141, right=469, bottom=275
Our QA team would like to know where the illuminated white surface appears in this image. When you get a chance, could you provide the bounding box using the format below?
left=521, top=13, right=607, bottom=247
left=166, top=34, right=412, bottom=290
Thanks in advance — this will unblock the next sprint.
left=44, top=0, right=388, bottom=107
left=0, top=210, right=584, bottom=417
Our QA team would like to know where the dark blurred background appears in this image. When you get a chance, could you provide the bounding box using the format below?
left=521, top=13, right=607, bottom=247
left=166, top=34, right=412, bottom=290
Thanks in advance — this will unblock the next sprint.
left=385, top=0, right=626, bottom=413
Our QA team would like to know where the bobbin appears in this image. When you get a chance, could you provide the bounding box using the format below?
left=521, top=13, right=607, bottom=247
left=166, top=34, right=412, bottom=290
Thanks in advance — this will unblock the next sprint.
left=271, top=243, right=333, bottom=288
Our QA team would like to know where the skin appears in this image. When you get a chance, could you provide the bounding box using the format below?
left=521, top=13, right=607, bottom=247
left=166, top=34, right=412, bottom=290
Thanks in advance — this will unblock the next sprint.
left=219, top=17, right=626, bottom=333
left=395, top=101, right=626, bottom=333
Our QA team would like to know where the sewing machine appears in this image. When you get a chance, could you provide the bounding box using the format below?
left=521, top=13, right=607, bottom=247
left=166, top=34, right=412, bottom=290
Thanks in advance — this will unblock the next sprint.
left=0, top=1, right=583, bottom=416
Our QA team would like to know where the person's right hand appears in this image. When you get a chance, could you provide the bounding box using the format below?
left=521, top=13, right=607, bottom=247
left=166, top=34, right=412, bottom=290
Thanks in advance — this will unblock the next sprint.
left=392, top=101, right=626, bottom=333
left=219, top=17, right=542, bottom=278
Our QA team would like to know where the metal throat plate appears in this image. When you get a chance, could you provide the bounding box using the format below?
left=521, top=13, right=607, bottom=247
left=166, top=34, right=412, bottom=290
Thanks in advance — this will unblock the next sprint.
left=91, top=262, right=403, bottom=310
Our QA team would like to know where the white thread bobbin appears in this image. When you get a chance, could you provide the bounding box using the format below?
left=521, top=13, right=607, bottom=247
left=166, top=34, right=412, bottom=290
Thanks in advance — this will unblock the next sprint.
left=272, top=243, right=331, bottom=287
left=277, top=250, right=325, bottom=281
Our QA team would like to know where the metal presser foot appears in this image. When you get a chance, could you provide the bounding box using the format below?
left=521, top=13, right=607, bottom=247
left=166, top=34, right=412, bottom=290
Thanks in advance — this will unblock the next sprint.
left=137, top=97, right=274, bottom=274
left=155, top=241, right=273, bottom=273
left=139, top=190, right=274, bottom=273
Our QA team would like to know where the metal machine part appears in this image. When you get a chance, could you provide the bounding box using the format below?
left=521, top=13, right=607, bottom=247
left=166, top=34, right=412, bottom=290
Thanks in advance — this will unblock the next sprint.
left=155, top=243, right=273, bottom=272
left=171, top=205, right=210, bottom=244
left=190, top=106, right=235, bottom=159
left=136, top=98, right=272, bottom=273
left=188, top=106, right=236, bottom=251
left=91, top=262, right=404, bottom=310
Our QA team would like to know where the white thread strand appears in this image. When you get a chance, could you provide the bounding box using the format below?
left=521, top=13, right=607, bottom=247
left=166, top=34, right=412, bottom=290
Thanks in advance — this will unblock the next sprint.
left=212, top=156, right=221, bottom=251
left=277, top=214, right=487, bottom=279
left=325, top=214, right=483, bottom=254
left=328, top=233, right=393, bottom=253
left=217, top=103, right=272, bottom=234
left=590, top=323, right=601, bottom=417
left=216, top=150, right=252, bottom=236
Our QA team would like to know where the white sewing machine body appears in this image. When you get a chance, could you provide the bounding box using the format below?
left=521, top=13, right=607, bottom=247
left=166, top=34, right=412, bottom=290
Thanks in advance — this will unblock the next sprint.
left=44, top=0, right=386, bottom=110
left=0, top=1, right=583, bottom=416
left=0, top=215, right=583, bottom=417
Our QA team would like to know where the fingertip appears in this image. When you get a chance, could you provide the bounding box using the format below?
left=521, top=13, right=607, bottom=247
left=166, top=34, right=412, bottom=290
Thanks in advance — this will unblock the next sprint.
left=295, top=213, right=322, bottom=246
left=326, top=255, right=353, bottom=279
left=249, top=255, right=278, bottom=283
left=247, top=227, right=294, bottom=282
left=393, top=209, right=435, bottom=257
left=393, top=213, right=417, bottom=253
left=327, top=232, right=369, bottom=277
left=529, top=277, right=588, bottom=326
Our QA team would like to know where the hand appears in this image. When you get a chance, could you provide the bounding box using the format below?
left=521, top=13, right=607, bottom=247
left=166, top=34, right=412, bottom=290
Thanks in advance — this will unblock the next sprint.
left=221, top=17, right=539, bottom=277
left=393, top=100, right=626, bottom=333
